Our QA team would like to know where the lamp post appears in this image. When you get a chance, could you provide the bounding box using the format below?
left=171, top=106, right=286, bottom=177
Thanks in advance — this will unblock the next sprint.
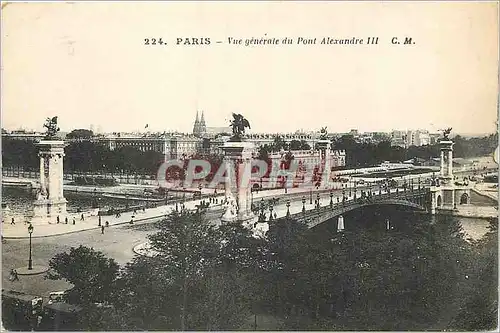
left=286, top=200, right=291, bottom=218
left=28, top=223, right=34, bottom=270
left=260, top=199, right=266, bottom=222
left=302, top=196, right=306, bottom=213
left=198, top=183, right=202, bottom=199
left=316, top=193, right=320, bottom=209
left=309, top=189, right=312, bottom=204
left=329, top=191, right=333, bottom=208
left=251, top=187, right=254, bottom=208
left=269, top=204, right=274, bottom=221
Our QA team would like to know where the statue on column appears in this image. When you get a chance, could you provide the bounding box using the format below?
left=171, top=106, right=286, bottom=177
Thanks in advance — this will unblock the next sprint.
left=229, top=113, right=251, bottom=142
left=319, top=127, right=328, bottom=140
left=441, top=127, right=452, bottom=140
left=43, top=116, right=60, bottom=139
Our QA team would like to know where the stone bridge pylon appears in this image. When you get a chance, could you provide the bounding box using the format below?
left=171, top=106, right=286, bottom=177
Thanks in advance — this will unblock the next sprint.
left=32, top=140, right=68, bottom=223
left=429, top=134, right=470, bottom=214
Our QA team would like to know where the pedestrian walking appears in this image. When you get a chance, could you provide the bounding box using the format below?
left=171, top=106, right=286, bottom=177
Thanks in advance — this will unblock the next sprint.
left=56, top=215, right=60, bottom=224
left=10, top=217, right=15, bottom=225
left=65, top=217, right=68, bottom=224
left=98, top=215, right=102, bottom=226
left=73, top=218, right=76, bottom=225
left=9, top=269, right=19, bottom=282
left=105, top=221, right=109, bottom=227
left=101, top=225, right=105, bottom=234
left=80, top=214, right=84, bottom=221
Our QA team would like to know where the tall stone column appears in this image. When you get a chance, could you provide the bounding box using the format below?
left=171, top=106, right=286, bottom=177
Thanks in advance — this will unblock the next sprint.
left=316, top=139, right=331, bottom=189
left=32, top=140, right=67, bottom=223
left=439, top=140, right=453, bottom=185
left=447, top=149, right=453, bottom=179
left=39, top=155, right=45, bottom=196
left=220, top=141, right=255, bottom=225
left=440, top=150, right=445, bottom=177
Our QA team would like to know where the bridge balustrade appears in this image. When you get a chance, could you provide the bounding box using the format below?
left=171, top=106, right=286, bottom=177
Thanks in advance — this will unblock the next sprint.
left=273, top=187, right=429, bottom=226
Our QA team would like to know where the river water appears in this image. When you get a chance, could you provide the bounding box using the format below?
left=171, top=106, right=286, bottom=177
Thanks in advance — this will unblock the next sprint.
left=1, top=187, right=144, bottom=214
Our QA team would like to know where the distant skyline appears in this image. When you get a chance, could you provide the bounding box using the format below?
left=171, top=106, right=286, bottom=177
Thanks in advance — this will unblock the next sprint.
left=1, top=2, right=498, bottom=135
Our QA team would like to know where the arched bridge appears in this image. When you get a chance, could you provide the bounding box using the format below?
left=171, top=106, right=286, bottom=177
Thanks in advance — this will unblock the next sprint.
left=269, top=188, right=430, bottom=229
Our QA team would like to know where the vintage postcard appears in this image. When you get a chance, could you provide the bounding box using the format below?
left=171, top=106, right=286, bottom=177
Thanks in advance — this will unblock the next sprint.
left=1, top=1, right=498, bottom=331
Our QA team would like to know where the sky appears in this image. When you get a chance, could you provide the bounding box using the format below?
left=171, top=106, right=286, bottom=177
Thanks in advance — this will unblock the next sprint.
left=1, top=2, right=498, bottom=135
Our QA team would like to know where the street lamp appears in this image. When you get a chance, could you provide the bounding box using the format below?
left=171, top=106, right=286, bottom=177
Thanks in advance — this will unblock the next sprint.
left=269, top=204, right=274, bottom=221
left=316, top=193, right=320, bottom=209
left=286, top=200, right=291, bottom=218
left=329, top=191, right=333, bottom=208
left=251, top=187, right=254, bottom=207
left=28, top=223, right=34, bottom=270
left=309, top=189, right=312, bottom=204
left=302, top=196, right=306, bottom=213
left=260, top=199, right=266, bottom=221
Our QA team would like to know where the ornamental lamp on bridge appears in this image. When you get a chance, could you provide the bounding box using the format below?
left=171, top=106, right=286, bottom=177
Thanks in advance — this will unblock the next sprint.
left=330, top=191, right=333, bottom=207
left=27, top=223, right=34, bottom=270
left=302, top=196, right=306, bottom=213
left=259, top=199, right=266, bottom=222
left=286, top=200, right=291, bottom=218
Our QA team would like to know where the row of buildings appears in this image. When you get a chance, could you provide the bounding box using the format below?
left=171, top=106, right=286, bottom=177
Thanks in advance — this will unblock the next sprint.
left=2, top=112, right=445, bottom=169
left=390, top=130, right=442, bottom=148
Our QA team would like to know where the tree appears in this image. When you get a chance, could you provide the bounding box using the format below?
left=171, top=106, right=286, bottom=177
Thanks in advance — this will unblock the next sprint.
left=113, top=212, right=261, bottom=331
left=271, top=135, right=286, bottom=152
left=66, top=129, right=94, bottom=139
left=1, top=138, right=39, bottom=170
left=147, top=211, right=234, bottom=330
left=46, top=246, right=119, bottom=305
left=450, top=219, right=498, bottom=331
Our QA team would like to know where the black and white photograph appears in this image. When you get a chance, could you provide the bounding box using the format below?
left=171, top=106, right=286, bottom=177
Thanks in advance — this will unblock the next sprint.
left=1, top=1, right=498, bottom=331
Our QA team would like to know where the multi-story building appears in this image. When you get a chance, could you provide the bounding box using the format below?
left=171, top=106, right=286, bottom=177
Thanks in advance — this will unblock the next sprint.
left=391, top=130, right=407, bottom=148
left=391, top=129, right=433, bottom=148
left=2, top=130, right=45, bottom=141
left=169, top=134, right=202, bottom=159
left=405, top=130, right=431, bottom=147
left=246, top=131, right=319, bottom=149
left=268, top=149, right=346, bottom=170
